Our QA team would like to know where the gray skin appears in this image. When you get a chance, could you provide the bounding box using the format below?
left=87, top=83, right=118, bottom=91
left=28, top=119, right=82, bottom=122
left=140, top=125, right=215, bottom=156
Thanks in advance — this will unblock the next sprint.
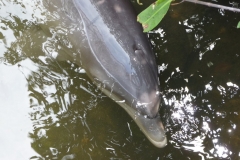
left=46, top=0, right=167, bottom=148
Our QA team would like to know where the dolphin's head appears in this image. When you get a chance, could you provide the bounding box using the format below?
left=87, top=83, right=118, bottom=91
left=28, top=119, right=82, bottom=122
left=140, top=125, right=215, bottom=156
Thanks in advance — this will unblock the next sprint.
left=84, top=28, right=167, bottom=147
left=89, top=38, right=167, bottom=147
left=65, top=0, right=167, bottom=148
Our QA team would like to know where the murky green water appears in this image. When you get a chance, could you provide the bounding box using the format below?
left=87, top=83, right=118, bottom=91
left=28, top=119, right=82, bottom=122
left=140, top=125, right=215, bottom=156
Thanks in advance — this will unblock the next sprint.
left=0, top=0, right=240, bottom=159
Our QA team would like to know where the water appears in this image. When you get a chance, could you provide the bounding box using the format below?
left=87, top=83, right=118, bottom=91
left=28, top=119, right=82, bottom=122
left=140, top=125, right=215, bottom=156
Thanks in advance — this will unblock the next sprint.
left=0, top=0, right=240, bottom=159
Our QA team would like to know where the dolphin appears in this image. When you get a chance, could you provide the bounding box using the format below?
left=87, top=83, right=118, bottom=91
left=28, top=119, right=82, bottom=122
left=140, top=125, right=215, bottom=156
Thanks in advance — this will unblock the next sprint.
left=46, top=0, right=167, bottom=148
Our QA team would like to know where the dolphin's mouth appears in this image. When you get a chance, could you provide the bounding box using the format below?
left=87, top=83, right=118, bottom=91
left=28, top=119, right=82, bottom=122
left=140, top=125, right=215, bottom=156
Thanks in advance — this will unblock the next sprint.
left=119, top=102, right=167, bottom=148
left=134, top=113, right=167, bottom=148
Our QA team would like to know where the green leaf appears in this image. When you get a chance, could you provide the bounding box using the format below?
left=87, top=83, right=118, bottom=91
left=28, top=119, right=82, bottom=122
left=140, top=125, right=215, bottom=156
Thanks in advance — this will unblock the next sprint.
left=137, top=0, right=172, bottom=32
left=237, top=21, right=240, bottom=29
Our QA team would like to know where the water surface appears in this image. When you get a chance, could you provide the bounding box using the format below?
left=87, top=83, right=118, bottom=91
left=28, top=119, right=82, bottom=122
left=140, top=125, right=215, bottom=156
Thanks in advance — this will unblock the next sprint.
left=0, top=0, right=240, bottom=159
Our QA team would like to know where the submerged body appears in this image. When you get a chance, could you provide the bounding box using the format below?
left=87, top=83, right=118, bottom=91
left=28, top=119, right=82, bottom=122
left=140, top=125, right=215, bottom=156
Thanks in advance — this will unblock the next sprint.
left=47, top=0, right=167, bottom=147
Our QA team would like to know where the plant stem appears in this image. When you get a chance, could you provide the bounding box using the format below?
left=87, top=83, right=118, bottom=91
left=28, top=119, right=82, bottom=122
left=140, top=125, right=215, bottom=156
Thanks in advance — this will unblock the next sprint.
left=184, top=0, right=240, bottom=12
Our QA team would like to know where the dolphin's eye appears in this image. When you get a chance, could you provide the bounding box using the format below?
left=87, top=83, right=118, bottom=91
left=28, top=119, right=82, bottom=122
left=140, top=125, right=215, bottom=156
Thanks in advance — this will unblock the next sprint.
left=133, top=44, right=142, bottom=51
left=135, top=49, right=143, bottom=55
left=133, top=44, right=145, bottom=57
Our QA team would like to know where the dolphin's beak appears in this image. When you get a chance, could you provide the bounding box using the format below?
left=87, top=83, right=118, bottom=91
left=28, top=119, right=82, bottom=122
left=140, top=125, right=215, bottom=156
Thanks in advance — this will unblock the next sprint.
left=118, top=101, right=167, bottom=148
left=135, top=113, right=167, bottom=148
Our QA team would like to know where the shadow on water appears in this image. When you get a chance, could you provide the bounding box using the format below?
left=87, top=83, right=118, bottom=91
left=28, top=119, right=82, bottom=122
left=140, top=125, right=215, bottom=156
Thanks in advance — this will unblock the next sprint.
left=0, top=0, right=240, bottom=159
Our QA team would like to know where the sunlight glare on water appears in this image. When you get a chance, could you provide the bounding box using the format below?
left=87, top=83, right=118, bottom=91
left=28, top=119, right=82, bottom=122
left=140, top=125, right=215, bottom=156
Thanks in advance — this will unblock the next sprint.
left=0, top=60, right=39, bottom=159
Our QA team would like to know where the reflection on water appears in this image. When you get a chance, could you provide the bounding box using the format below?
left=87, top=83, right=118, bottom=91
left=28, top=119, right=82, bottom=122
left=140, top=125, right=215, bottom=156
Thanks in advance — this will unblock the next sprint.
left=0, top=0, right=240, bottom=159
left=0, top=62, right=37, bottom=159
